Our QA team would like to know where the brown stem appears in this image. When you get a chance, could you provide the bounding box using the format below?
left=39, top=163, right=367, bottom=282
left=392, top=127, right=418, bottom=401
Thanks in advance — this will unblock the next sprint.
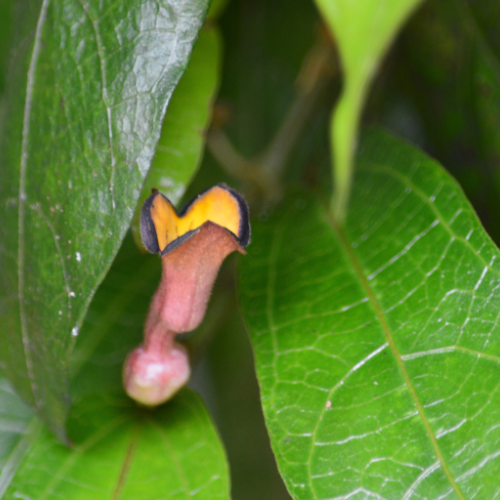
left=260, top=42, right=335, bottom=178
left=206, top=33, right=336, bottom=202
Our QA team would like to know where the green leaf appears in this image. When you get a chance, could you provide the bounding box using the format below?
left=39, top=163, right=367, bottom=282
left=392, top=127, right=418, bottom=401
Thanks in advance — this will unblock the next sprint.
left=131, top=25, right=221, bottom=249
left=0, top=0, right=209, bottom=440
left=240, top=129, right=500, bottom=499
left=70, top=234, right=159, bottom=401
left=0, top=234, right=229, bottom=498
left=0, top=390, right=229, bottom=500
left=313, top=0, right=424, bottom=220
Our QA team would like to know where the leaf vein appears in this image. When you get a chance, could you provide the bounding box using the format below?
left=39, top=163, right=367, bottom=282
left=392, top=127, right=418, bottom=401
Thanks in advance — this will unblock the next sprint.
left=333, top=220, right=466, bottom=499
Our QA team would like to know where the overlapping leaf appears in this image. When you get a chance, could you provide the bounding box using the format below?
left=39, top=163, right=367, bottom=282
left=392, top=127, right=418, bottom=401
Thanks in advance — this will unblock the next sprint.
left=0, top=235, right=229, bottom=499
left=0, top=0, right=209, bottom=439
left=240, top=129, right=500, bottom=499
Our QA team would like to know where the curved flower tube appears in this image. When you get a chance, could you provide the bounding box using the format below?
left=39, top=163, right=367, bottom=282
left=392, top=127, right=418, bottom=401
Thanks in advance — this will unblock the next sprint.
left=124, top=184, right=250, bottom=406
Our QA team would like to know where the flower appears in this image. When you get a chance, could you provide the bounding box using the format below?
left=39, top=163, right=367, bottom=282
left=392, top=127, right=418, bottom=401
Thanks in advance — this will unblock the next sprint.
left=124, top=184, right=250, bottom=406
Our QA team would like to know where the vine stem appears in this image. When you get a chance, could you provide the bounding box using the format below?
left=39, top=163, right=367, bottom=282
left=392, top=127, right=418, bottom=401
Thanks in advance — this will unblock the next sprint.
left=207, top=31, right=336, bottom=204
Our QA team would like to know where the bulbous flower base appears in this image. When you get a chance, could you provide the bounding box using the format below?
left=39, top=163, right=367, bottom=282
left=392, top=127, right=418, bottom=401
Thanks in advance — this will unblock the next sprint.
left=123, top=343, right=190, bottom=406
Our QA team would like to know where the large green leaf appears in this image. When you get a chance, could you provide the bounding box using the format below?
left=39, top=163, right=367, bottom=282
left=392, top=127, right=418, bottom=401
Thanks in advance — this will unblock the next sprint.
left=240, top=129, right=500, bottom=498
left=313, top=0, right=424, bottom=220
left=0, top=235, right=229, bottom=498
left=0, top=390, right=229, bottom=500
left=0, top=0, right=209, bottom=440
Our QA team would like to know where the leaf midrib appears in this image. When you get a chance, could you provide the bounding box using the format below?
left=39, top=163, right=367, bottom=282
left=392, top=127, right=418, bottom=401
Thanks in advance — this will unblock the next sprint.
left=111, top=421, right=140, bottom=500
left=330, top=215, right=466, bottom=500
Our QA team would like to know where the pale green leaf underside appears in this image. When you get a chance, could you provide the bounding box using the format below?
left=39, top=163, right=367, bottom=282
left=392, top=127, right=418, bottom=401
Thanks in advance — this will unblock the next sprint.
left=313, top=0, right=424, bottom=219
left=240, top=129, right=500, bottom=499
left=316, top=0, right=423, bottom=80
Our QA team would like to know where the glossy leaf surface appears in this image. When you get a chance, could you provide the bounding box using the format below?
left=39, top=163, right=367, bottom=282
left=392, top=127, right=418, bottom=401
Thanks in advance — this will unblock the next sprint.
left=0, top=0, right=209, bottom=440
left=240, top=130, right=500, bottom=499
left=313, top=0, right=424, bottom=219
